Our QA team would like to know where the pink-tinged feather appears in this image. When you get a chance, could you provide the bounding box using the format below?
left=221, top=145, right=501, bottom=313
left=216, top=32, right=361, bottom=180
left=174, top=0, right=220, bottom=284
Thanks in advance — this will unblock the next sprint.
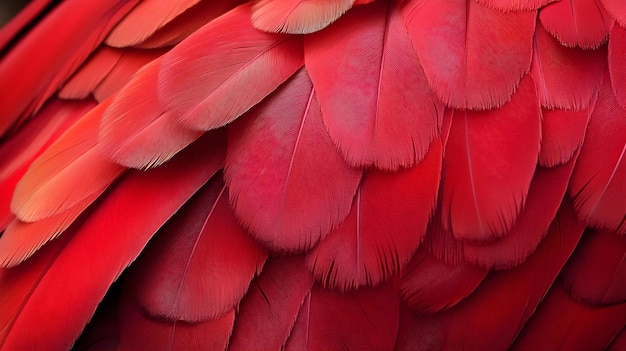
left=441, top=76, right=541, bottom=241
left=160, top=4, right=304, bottom=131
left=512, top=283, right=626, bottom=350
left=99, top=60, right=203, bottom=169
left=285, top=284, right=399, bottom=351
left=397, top=248, right=487, bottom=313
left=539, top=108, right=591, bottom=167
left=531, top=24, right=605, bottom=110
left=601, top=0, right=626, bottom=26
left=0, top=133, right=224, bottom=351
left=539, top=0, right=613, bottom=49
left=402, top=0, right=535, bottom=109
left=11, top=101, right=125, bottom=223
left=569, top=73, right=626, bottom=234
left=560, top=230, right=626, bottom=305
left=58, top=47, right=123, bottom=100
left=132, top=175, right=267, bottom=322
left=609, top=24, right=626, bottom=108
left=252, top=0, right=355, bottom=34
left=305, top=1, right=440, bottom=170
left=306, top=141, right=442, bottom=290
left=229, top=257, right=314, bottom=351
left=0, top=0, right=139, bottom=137
left=225, top=69, right=362, bottom=251
left=105, top=0, right=202, bottom=48
left=476, top=0, right=555, bottom=11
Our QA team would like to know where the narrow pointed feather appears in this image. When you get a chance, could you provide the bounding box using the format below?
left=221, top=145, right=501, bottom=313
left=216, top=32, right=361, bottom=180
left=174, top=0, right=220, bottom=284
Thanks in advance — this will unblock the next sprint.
left=285, top=284, right=399, bottom=351
left=512, top=283, right=626, bottom=351
left=0, top=0, right=55, bottom=51
left=99, top=60, right=203, bottom=169
left=560, top=230, right=626, bottom=305
left=58, top=47, right=123, bottom=100
left=137, top=0, right=246, bottom=49
left=10, top=101, right=125, bottom=222
left=462, top=157, right=578, bottom=269
left=306, top=141, right=442, bottom=290
left=539, top=0, right=613, bottom=49
left=252, top=0, right=355, bottom=34
left=132, top=175, right=267, bottom=322
left=396, top=202, right=585, bottom=350
left=0, top=0, right=139, bottom=137
left=160, top=4, right=304, bottom=131
left=539, top=108, right=591, bottom=167
left=229, top=257, right=314, bottom=351
left=531, top=24, right=605, bottom=110
left=118, top=294, right=235, bottom=351
left=401, top=0, right=535, bottom=109
left=609, top=24, right=626, bottom=108
left=397, top=248, right=487, bottom=313
left=93, top=48, right=166, bottom=102
left=569, top=73, right=626, bottom=234
left=0, top=133, right=224, bottom=351
left=305, top=1, right=440, bottom=170
left=476, top=0, right=555, bottom=11
left=225, top=69, right=362, bottom=251
left=105, top=0, right=202, bottom=48
left=601, top=0, right=626, bottom=26
left=441, top=76, right=541, bottom=241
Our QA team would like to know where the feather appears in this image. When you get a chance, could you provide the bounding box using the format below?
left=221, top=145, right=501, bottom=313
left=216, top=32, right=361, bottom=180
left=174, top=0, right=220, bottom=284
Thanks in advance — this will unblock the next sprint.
left=531, top=23, right=605, bottom=110
left=560, top=230, right=626, bottom=306
left=401, top=0, right=535, bottom=109
left=0, top=0, right=139, bottom=137
left=441, top=76, right=541, bottom=241
left=397, top=248, right=487, bottom=313
left=285, top=284, right=399, bottom=351
left=511, top=283, right=626, bottom=350
left=0, top=133, right=224, bottom=351
left=229, top=256, right=314, bottom=351
left=105, top=0, right=203, bottom=48
left=160, top=4, right=304, bottom=132
left=58, top=47, right=123, bottom=100
left=130, top=174, right=267, bottom=322
left=475, top=0, right=555, bottom=11
left=10, top=101, right=125, bottom=223
left=251, top=0, right=355, bottom=34
left=601, top=0, right=626, bottom=26
left=539, top=108, right=591, bottom=167
left=0, top=0, right=55, bottom=52
left=609, top=23, right=626, bottom=109
left=609, top=328, right=626, bottom=350
left=225, top=69, right=362, bottom=251
left=569, top=72, right=626, bottom=234
left=99, top=60, right=203, bottom=169
left=396, top=201, right=585, bottom=350
left=305, top=1, right=440, bottom=170
left=539, top=0, right=613, bottom=49
left=306, top=141, right=442, bottom=290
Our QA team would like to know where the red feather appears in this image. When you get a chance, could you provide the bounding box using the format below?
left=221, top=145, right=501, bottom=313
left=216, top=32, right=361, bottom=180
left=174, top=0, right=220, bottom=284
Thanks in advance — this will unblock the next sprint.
left=306, top=141, right=441, bottom=290
left=609, top=23, right=626, bottom=109
left=402, top=0, right=535, bottom=109
left=305, top=1, right=440, bottom=170
left=441, top=76, right=541, bottom=241
left=601, top=0, right=626, bottom=26
left=476, top=0, right=555, bottom=11
left=225, top=69, right=362, bottom=251
left=58, top=47, right=122, bottom=100
left=539, top=108, right=591, bottom=167
left=252, top=0, right=355, bottom=34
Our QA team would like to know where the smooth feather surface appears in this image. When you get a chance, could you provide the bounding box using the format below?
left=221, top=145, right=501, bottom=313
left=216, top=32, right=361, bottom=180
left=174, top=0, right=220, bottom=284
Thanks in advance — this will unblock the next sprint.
left=609, top=24, right=626, bottom=108
left=252, top=0, right=355, bottom=34
left=58, top=47, right=122, bottom=100
left=305, top=1, right=440, bottom=170
left=539, top=108, right=591, bottom=167
left=601, top=0, right=626, bottom=26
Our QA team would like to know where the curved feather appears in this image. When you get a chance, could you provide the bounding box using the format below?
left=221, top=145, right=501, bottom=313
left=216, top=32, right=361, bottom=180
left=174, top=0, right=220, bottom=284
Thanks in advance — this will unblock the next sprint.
left=539, top=108, right=591, bottom=167
left=306, top=141, right=441, bottom=290
left=252, top=0, right=355, bottom=34
left=531, top=24, right=605, bottom=110
left=475, top=0, right=555, bottom=11
left=601, top=0, right=626, bottom=26
left=58, top=47, right=122, bottom=100
left=160, top=4, right=304, bottom=132
left=225, top=69, right=362, bottom=251
left=402, top=0, right=535, bottom=109
left=539, top=0, right=613, bottom=49
left=0, top=0, right=54, bottom=52
left=609, top=24, right=626, bottom=109
left=441, top=76, right=541, bottom=241
left=131, top=174, right=267, bottom=322
left=569, top=73, right=626, bottom=234
left=305, top=1, right=440, bottom=170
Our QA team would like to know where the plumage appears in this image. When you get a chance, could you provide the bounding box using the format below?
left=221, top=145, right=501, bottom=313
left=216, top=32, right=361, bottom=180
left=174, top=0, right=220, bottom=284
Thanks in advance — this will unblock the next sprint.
left=609, top=23, right=626, bottom=108
left=252, top=0, right=355, bottom=34
left=538, top=107, right=591, bottom=167
left=58, top=47, right=122, bottom=100
left=475, top=0, right=555, bottom=11
left=601, top=0, right=626, bottom=26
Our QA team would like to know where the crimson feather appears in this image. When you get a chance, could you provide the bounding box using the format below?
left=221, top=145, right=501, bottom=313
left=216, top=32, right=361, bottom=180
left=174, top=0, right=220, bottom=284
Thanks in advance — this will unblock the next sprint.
left=609, top=24, right=626, bottom=108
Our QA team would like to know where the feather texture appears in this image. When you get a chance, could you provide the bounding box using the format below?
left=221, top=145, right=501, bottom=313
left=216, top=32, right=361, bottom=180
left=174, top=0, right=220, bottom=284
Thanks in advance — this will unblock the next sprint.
left=601, top=0, right=626, bottom=26
left=225, top=69, right=362, bottom=251
left=609, top=24, right=626, bottom=108
left=58, top=47, right=122, bottom=100
left=305, top=1, right=440, bottom=170
left=539, top=108, right=591, bottom=167
left=476, top=0, right=555, bottom=11
left=252, top=0, right=355, bottom=34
